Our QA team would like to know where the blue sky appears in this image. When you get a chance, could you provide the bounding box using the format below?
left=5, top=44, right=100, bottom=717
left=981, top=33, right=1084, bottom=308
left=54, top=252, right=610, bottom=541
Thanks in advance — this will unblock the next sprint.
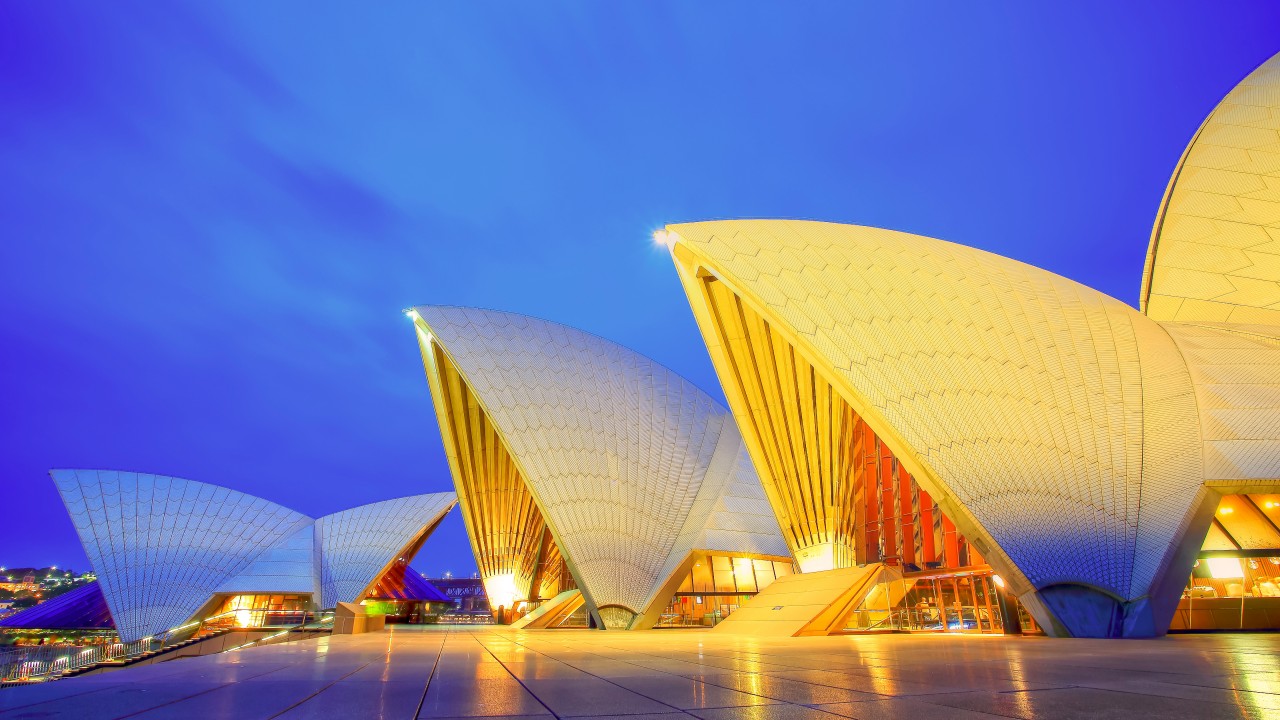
left=2, top=3, right=1277, bottom=577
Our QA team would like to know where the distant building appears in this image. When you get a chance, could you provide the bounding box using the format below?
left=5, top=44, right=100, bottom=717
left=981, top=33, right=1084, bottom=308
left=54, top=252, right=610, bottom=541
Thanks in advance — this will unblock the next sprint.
left=0, top=576, right=39, bottom=594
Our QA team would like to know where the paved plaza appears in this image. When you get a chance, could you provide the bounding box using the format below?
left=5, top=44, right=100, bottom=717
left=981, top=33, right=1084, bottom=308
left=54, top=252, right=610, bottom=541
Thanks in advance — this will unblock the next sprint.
left=1, top=627, right=1278, bottom=719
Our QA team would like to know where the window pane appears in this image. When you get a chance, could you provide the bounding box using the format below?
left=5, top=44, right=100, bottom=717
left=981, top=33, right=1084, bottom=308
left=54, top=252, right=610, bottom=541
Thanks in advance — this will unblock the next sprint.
left=712, top=556, right=735, bottom=593
left=678, top=570, right=693, bottom=594
left=732, top=557, right=757, bottom=593
left=692, top=558, right=713, bottom=593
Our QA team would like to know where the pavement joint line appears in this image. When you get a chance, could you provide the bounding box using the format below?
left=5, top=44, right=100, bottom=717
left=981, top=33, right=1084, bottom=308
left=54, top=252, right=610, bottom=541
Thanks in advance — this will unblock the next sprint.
left=410, top=626, right=451, bottom=720
left=10, top=629, right=1280, bottom=718
left=485, top=630, right=700, bottom=718
left=471, top=628, right=568, bottom=720
left=0, top=650, right=301, bottom=719
left=112, top=657, right=306, bottom=719
left=604, top=648, right=983, bottom=696
left=1146, top=676, right=1280, bottom=697
left=0, top=680, right=117, bottom=714
left=495, top=629, right=860, bottom=713
left=263, top=640, right=392, bottom=719
left=909, top=683, right=1275, bottom=720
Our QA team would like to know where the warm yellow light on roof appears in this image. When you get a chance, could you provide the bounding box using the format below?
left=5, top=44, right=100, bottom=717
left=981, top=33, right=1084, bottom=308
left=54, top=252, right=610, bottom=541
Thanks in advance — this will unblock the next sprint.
left=1219, top=507, right=1234, bottom=515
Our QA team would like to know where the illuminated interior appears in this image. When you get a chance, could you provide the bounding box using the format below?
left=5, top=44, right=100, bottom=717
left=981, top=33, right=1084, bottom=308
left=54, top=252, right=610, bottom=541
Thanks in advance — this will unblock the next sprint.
left=211, top=594, right=310, bottom=628
left=696, top=273, right=981, bottom=576
left=684, top=271, right=1040, bottom=634
left=1172, top=493, right=1280, bottom=631
left=655, top=553, right=795, bottom=628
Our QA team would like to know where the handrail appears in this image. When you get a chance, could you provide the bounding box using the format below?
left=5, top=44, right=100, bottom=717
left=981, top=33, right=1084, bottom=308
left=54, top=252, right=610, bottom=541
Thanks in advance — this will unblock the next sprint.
left=225, top=612, right=335, bottom=653
left=1, top=608, right=332, bottom=685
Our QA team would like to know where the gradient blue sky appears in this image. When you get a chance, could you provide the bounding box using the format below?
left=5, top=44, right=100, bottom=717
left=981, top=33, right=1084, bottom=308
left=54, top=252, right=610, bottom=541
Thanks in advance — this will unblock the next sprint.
left=2, top=3, right=1277, bottom=577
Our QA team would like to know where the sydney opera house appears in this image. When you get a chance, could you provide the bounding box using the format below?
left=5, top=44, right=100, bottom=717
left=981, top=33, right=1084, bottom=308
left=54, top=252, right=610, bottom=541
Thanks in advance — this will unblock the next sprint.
left=18, top=51, right=1279, bottom=647
left=652, top=51, right=1280, bottom=638
left=410, top=51, right=1280, bottom=639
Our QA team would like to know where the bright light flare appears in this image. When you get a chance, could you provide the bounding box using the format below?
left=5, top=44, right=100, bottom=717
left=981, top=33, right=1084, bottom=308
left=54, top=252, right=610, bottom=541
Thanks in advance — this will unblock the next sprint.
left=482, top=572, right=521, bottom=610
left=1207, top=557, right=1244, bottom=579
left=653, top=229, right=676, bottom=250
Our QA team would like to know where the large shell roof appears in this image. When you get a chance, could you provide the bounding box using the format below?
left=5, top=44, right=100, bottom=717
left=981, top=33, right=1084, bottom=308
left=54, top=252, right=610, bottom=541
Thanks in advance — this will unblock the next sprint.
left=414, top=306, right=788, bottom=614
left=315, top=493, right=456, bottom=608
left=667, top=219, right=1207, bottom=603
left=51, top=469, right=455, bottom=641
left=1142, top=51, right=1280, bottom=325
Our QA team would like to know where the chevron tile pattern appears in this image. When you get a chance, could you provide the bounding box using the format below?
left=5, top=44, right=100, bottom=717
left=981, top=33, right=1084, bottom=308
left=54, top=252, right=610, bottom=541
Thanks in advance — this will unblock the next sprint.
left=667, top=220, right=1207, bottom=611
left=413, top=307, right=789, bottom=626
left=50, top=470, right=311, bottom=642
left=316, top=493, right=456, bottom=608
left=1161, top=322, right=1280, bottom=484
left=50, top=470, right=456, bottom=641
left=1142, top=52, right=1280, bottom=325
left=424, top=337, right=569, bottom=611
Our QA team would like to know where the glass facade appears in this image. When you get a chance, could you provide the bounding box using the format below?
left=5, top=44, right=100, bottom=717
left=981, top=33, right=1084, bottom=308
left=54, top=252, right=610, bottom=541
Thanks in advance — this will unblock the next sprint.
left=212, top=593, right=310, bottom=628
left=655, top=554, right=794, bottom=627
left=836, top=418, right=1036, bottom=634
left=839, top=568, right=1037, bottom=634
left=1171, top=493, right=1280, bottom=632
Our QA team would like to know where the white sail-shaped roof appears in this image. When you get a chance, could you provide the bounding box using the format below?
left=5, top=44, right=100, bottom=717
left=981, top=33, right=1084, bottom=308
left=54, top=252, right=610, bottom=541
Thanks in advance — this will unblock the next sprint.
left=1141, top=51, right=1280, bottom=326
left=1138, top=49, right=1280, bottom=496
left=51, top=470, right=311, bottom=642
left=666, top=219, right=1210, bottom=637
left=50, top=470, right=456, bottom=641
left=217, top=524, right=317, bottom=596
left=315, top=493, right=456, bottom=608
left=412, top=306, right=789, bottom=626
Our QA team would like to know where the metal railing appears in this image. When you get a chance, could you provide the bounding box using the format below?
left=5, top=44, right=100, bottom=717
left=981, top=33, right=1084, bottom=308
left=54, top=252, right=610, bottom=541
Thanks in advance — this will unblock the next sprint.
left=224, top=611, right=334, bottom=652
left=1, top=632, right=174, bottom=684
left=1, top=608, right=334, bottom=685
